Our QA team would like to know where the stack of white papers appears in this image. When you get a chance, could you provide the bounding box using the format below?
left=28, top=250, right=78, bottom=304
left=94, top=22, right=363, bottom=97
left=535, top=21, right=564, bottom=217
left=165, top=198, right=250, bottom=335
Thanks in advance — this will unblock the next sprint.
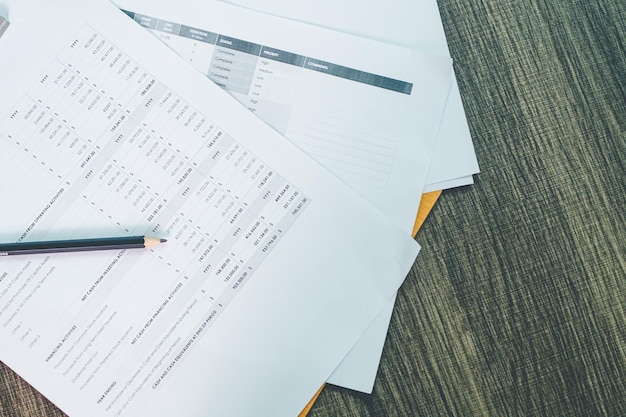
left=0, top=0, right=477, bottom=416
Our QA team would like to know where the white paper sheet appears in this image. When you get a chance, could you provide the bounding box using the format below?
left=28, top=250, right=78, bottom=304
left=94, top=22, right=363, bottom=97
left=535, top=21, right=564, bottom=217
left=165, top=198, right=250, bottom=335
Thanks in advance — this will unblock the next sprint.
left=0, top=1, right=420, bottom=416
left=219, top=0, right=480, bottom=190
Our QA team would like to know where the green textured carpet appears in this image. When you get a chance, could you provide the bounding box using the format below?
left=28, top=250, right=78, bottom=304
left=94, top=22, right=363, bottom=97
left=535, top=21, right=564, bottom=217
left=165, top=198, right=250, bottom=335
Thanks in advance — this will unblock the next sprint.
left=1, top=0, right=625, bottom=416
left=308, top=1, right=626, bottom=416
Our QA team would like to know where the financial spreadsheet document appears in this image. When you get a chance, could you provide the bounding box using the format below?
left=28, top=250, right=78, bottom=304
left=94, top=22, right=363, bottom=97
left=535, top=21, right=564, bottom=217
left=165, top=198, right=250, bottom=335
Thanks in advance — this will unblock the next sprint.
left=112, top=0, right=453, bottom=393
left=0, top=0, right=419, bottom=416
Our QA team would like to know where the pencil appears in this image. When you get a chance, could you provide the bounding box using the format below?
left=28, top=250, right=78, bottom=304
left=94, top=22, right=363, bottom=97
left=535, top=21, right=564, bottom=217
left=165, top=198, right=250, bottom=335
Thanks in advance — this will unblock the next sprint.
left=0, top=236, right=166, bottom=256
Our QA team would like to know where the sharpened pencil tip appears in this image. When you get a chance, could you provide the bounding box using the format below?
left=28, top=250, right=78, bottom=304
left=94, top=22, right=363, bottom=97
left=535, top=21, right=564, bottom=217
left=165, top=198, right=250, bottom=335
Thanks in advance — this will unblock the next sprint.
left=144, top=236, right=166, bottom=247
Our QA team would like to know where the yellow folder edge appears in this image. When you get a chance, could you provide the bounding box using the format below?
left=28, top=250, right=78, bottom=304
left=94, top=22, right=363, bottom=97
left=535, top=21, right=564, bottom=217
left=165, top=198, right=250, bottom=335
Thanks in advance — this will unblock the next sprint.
left=298, top=190, right=443, bottom=416
left=410, top=190, right=442, bottom=238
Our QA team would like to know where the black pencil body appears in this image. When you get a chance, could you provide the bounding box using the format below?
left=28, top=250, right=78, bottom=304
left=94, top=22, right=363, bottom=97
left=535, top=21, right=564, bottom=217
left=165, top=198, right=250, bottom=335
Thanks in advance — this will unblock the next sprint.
left=0, top=236, right=164, bottom=256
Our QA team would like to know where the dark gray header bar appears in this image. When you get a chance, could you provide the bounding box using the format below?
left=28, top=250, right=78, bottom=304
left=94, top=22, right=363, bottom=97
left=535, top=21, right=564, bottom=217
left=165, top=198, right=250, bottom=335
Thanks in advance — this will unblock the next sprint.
left=216, top=35, right=262, bottom=55
left=304, top=58, right=413, bottom=94
left=260, top=46, right=306, bottom=67
left=179, top=25, right=218, bottom=44
left=121, top=10, right=412, bottom=94
left=156, top=19, right=181, bottom=35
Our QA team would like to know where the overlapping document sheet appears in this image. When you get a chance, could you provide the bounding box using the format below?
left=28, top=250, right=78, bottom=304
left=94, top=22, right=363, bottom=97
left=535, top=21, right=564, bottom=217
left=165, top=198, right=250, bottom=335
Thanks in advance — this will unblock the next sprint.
left=113, top=0, right=454, bottom=394
left=0, top=0, right=428, bottom=416
left=220, top=0, right=480, bottom=192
